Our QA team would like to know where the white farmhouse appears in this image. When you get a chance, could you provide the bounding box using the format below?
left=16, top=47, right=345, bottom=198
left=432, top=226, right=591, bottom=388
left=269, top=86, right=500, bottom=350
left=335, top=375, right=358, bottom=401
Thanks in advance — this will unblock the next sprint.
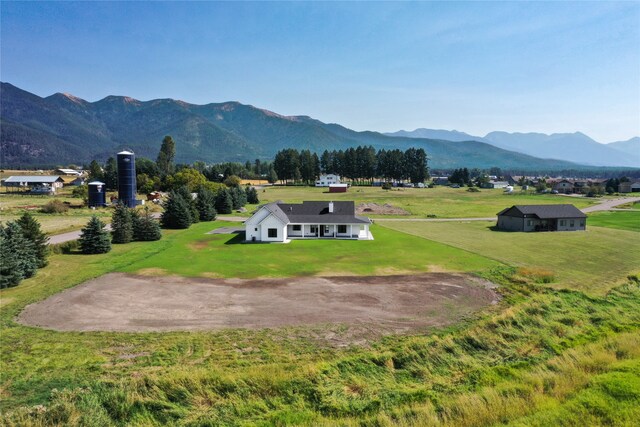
left=315, top=174, right=341, bottom=187
left=245, top=201, right=373, bottom=242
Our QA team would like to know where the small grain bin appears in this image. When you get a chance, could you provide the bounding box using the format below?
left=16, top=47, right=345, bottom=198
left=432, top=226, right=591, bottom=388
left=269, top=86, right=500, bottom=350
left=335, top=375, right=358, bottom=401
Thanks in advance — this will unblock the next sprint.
left=117, top=150, right=138, bottom=207
left=88, top=181, right=107, bottom=207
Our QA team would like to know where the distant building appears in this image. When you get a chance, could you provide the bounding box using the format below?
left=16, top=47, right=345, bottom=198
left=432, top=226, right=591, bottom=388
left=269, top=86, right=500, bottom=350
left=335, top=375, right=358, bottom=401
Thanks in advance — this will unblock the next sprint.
left=496, top=204, right=586, bottom=232
left=552, top=179, right=575, bottom=194
left=481, top=181, right=509, bottom=189
left=328, top=184, right=348, bottom=193
left=619, top=181, right=640, bottom=193
left=433, top=177, right=450, bottom=186
left=56, top=168, right=83, bottom=176
left=315, top=174, right=341, bottom=187
left=2, top=176, right=64, bottom=194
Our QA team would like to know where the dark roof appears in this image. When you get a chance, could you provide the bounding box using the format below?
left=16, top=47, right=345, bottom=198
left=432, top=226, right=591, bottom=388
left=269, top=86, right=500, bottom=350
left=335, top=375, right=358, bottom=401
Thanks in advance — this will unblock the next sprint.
left=497, top=204, right=586, bottom=219
left=277, top=201, right=371, bottom=224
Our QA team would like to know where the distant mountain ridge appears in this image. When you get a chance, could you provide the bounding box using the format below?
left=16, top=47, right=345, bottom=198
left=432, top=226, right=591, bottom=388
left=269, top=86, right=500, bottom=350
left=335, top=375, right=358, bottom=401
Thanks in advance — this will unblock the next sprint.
left=385, top=128, right=639, bottom=167
left=0, top=82, right=593, bottom=170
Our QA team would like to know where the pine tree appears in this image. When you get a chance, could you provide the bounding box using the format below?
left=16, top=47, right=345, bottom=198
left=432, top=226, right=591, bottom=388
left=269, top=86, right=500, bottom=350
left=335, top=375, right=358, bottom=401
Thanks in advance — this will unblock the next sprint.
left=16, top=212, right=49, bottom=268
left=156, top=135, right=176, bottom=177
left=79, top=216, right=112, bottom=254
left=0, top=222, right=38, bottom=288
left=175, top=185, right=199, bottom=223
left=132, top=207, right=162, bottom=241
left=196, top=186, right=217, bottom=221
left=111, top=203, right=134, bottom=244
left=246, top=186, right=259, bottom=204
left=161, top=190, right=193, bottom=229
left=215, top=188, right=233, bottom=214
left=230, top=186, right=247, bottom=210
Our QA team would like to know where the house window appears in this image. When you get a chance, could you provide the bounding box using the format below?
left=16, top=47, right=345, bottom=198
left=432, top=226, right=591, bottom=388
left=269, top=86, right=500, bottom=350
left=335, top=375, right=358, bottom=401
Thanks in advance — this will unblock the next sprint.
left=580, top=220, right=585, bottom=227
left=338, top=225, right=347, bottom=234
left=559, top=220, right=566, bottom=226
left=255, top=227, right=258, bottom=231
left=292, top=225, right=301, bottom=231
left=268, top=228, right=277, bottom=238
left=310, top=225, right=317, bottom=233
left=527, top=220, right=532, bottom=226
left=570, top=220, right=574, bottom=227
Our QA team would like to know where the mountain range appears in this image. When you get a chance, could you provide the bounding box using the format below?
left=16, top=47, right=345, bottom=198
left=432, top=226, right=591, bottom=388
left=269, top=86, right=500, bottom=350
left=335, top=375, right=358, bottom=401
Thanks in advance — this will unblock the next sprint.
left=385, top=129, right=639, bottom=167
left=0, top=82, right=634, bottom=170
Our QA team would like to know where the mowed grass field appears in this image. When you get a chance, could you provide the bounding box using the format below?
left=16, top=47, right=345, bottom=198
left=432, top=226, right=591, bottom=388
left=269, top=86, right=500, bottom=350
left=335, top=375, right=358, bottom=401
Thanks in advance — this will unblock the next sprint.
left=381, top=220, right=640, bottom=295
left=588, top=210, right=640, bottom=232
left=120, top=222, right=500, bottom=278
left=257, top=185, right=597, bottom=218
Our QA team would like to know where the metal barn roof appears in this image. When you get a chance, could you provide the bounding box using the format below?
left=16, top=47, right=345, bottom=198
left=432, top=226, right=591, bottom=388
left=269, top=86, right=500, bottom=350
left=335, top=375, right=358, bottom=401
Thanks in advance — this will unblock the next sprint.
left=3, top=175, right=64, bottom=183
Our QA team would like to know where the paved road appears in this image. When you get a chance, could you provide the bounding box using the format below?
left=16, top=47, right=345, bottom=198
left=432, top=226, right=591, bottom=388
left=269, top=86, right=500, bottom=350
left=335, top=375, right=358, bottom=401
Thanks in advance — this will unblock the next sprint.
left=580, top=197, right=640, bottom=213
left=48, top=224, right=112, bottom=245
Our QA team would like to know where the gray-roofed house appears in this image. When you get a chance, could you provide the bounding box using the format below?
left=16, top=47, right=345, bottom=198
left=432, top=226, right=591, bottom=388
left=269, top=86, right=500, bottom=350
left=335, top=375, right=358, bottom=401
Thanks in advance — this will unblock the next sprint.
left=496, top=204, right=586, bottom=232
left=2, top=176, right=65, bottom=194
left=245, top=201, right=373, bottom=242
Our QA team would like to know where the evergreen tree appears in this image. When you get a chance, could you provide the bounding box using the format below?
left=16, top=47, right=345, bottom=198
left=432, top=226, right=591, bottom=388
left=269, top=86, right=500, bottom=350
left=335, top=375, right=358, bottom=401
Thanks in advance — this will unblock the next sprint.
left=111, top=203, right=134, bottom=244
left=88, top=160, right=103, bottom=182
left=156, top=135, right=176, bottom=177
left=161, top=190, right=193, bottom=229
left=0, top=222, right=38, bottom=288
left=246, top=186, right=259, bottom=204
left=267, top=167, right=278, bottom=184
left=175, top=185, right=199, bottom=223
left=16, top=212, right=49, bottom=268
left=230, top=186, right=247, bottom=210
left=103, top=157, right=118, bottom=190
left=196, top=186, right=217, bottom=221
left=215, top=188, right=233, bottom=214
left=132, top=207, right=162, bottom=241
left=79, top=216, right=112, bottom=254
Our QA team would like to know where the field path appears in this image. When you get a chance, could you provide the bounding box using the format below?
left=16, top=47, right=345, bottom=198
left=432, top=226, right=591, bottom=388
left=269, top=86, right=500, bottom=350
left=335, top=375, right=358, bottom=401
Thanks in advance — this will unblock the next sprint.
left=580, top=197, right=640, bottom=213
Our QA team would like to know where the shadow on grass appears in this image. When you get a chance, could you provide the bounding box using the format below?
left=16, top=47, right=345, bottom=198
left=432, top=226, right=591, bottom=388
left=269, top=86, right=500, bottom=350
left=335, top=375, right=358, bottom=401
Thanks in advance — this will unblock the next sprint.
left=223, top=231, right=247, bottom=245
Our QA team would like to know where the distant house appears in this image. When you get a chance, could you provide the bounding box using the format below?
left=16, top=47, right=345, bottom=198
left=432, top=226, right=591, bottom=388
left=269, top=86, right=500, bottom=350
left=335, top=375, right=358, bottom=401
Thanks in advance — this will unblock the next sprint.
left=69, top=177, right=86, bottom=186
left=553, top=179, right=575, bottom=194
left=496, top=204, right=586, bottom=232
left=619, top=181, right=640, bottom=193
left=481, top=180, right=509, bottom=189
left=315, top=174, right=341, bottom=187
left=2, top=176, right=65, bottom=194
left=245, top=201, right=373, bottom=242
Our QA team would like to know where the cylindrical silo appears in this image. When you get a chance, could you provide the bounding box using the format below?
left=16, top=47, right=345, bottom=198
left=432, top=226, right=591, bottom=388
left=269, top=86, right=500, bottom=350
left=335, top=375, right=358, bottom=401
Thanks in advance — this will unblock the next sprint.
left=87, top=181, right=107, bottom=207
left=117, top=150, right=138, bottom=207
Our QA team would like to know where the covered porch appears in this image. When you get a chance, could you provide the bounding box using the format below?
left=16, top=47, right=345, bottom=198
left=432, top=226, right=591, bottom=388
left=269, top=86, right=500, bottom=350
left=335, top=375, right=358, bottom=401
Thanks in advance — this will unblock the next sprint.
left=287, top=223, right=372, bottom=240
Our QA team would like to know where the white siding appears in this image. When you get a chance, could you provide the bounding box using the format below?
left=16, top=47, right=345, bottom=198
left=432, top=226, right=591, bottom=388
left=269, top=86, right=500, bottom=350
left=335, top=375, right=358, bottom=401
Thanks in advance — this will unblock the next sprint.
left=259, top=215, right=287, bottom=242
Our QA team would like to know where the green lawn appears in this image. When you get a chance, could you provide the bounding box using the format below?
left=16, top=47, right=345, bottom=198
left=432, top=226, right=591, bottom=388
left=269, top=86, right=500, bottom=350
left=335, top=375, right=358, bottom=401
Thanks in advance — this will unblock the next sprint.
left=256, top=186, right=597, bottom=218
left=120, top=221, right=500, bottom=278
left=380, top=221, right=640, bottom=295
left=588, top=210, right=640, bottom=232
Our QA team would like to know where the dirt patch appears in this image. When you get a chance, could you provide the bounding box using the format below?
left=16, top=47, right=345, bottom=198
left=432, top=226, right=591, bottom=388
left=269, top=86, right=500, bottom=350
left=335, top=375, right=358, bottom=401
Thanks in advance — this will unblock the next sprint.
left=187, top=240, right=211, bottom=250
left=356, top=202, right=410, bottom=216
left=18, top=273, right=499, bottom=345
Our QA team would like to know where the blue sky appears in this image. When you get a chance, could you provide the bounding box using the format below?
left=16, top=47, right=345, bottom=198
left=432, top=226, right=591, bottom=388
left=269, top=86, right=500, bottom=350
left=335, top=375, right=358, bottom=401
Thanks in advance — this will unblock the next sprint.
left=1, top=1, right=639, bottom=142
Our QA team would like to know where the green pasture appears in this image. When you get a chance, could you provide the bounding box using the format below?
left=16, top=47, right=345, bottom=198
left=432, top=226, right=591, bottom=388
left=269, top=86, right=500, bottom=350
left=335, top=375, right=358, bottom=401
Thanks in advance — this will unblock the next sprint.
left=257, top=185, right=597, bottom=218
left=380, top=220, right=640, bottom=295
left=588, top=210, right=640, bottom=232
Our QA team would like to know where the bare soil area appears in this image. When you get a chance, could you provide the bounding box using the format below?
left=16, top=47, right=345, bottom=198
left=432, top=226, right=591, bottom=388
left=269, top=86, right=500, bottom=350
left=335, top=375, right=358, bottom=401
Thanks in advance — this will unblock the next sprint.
left=356, top=202, right=410, bottom=215
left=18, top=273, right=498, bottom=343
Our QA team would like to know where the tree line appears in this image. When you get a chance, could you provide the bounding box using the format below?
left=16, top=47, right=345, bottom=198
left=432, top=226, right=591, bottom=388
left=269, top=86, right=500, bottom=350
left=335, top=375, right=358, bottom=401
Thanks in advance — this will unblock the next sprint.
left=273, top=146, right=429, bottom=184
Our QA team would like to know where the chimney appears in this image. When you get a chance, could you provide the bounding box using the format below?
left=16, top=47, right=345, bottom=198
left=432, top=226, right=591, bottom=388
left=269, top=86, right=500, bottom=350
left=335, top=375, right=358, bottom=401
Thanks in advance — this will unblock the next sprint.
left=328, top=201, right=334, bottom=213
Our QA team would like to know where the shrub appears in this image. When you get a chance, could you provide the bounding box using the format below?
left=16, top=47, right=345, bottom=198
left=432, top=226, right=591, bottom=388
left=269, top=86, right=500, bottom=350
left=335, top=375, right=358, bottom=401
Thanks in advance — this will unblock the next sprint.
left=71, top=185, right=88, bottom=200
left=50, top=240, right=80, bottom=254
left=467, top=187, right=480, bottom=192
left=246, top=186, right=260, bottom=204
left=382, top=182, right=392, bottom=190
left=40, top=199, right=69, bottom=214
left=0, top=221, right=38, bottom=288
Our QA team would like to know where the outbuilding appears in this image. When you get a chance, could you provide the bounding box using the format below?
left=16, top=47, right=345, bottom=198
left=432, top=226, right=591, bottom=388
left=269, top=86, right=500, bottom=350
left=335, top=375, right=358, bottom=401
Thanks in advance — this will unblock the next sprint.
left=496, top=204, right=586, bottom=232
left=2, top=175, right=65, bottom=194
